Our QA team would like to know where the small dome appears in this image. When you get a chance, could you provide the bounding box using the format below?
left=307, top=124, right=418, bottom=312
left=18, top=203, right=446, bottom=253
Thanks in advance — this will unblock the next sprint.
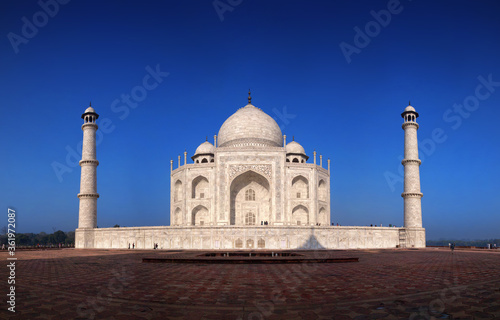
left=218, top=104, right=283, bottom=148
left=404, top=106, right=416, bottom=112
left=85, top=106, right=96, bottom=113
left=194, top=141, right=215, bottom=155
left=286, top=141, right=305, bottom=155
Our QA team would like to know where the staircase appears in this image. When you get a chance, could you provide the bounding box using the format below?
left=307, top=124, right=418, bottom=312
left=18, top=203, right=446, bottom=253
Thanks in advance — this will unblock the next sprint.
left=399, top=229, right=407, bottom=248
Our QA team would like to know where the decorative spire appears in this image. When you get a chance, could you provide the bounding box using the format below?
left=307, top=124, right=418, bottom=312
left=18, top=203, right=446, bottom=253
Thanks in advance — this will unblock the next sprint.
left=292, top=136, right=295, bottom=141
left=409, top=100, right=411, bottom=106
left=206, top=136, right=208, bottom=141
left=89, top=101, right=91, bottom=107
left=248, top=89, right=252, bottom=104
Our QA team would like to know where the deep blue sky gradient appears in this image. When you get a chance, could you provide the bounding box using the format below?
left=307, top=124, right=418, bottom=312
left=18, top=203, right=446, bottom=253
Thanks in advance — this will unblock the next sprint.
left=1, top=0, right=499, bottom=240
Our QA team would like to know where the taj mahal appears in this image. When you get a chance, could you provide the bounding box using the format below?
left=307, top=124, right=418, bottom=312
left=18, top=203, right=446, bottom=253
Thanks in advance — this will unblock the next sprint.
left=75, top=93, right=425, bottom=249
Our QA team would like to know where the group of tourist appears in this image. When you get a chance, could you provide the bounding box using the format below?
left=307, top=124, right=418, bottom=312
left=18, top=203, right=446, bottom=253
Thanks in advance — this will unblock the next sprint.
left=450, top=243, right=456, bottom=254
left=128, top=243, right=160, bottom=249
left=448, top=243, right=498, bottom=252
left=260, top=221, right=269, bottom=225
left=367, top=224, right=399, bottom=227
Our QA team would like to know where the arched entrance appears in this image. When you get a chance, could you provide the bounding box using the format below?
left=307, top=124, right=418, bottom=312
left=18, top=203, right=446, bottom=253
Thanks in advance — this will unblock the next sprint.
left=192, top=205, right=209, bottom=226
left=229, top=171, right=270, bottom=225
left=292, top=205, right=309, bottom=226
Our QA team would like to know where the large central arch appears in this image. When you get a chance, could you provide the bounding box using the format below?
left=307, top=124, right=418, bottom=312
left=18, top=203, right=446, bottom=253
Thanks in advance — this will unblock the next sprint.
left=229, top=171, right=270, bottom=225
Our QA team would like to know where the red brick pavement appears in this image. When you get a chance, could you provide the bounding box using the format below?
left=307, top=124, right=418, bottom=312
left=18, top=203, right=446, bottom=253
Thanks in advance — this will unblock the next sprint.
left=0, top=248, right=498, bottom=319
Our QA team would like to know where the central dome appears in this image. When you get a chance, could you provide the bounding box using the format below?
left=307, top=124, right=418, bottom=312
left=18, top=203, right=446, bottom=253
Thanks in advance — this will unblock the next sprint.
left=218, top=103, right=283, bottom=148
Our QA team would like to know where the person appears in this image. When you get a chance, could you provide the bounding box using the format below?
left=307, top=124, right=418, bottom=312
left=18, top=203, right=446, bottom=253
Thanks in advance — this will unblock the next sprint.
left=132, top=243, right=135, bottom=249
left=128, top=243, right=130, bottom=249
left=451, top=243, right=455, bottom=254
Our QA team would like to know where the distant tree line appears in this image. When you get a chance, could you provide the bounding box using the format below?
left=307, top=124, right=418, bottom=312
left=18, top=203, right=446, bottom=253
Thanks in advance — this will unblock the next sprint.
left=0, top=229, right=75, bottom=247
left=427, top=239, right=499, bottom=247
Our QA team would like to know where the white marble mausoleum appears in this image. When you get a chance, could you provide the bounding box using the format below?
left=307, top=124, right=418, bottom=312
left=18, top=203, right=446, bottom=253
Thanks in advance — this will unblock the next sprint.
left=75, top=94, right=426, bottom=249
left=170, top=93, right=330, bottom=228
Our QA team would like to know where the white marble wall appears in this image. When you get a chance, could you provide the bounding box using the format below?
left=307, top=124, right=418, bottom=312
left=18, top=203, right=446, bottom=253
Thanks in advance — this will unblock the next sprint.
left=170, top=147, right=330, bottom=227
left=76, top=226, right=425, bottom=249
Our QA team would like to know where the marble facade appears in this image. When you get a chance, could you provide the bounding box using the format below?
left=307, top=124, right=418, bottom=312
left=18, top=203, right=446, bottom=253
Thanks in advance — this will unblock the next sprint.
left=75, top=97, right=425, bottom=249
left=76, top=226, right=425, bottom=249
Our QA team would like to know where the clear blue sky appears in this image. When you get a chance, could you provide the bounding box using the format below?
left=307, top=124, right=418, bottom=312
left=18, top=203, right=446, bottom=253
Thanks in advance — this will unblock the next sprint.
left=1, top=0, right=499, bottom=240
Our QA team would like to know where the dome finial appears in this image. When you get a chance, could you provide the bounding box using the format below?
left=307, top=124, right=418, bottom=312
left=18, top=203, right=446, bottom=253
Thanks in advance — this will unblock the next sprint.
left=89, top=101, right=92, bottom=107
left=248, top=89, right=252, bottom=104
left=206, top=136, right=208, bottom=142
left=409, top=100, right=411, bottom=106
left=292, top=136, right=295, bottom=141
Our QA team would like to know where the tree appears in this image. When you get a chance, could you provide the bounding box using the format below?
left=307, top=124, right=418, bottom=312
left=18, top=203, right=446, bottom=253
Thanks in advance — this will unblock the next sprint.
left=65, top=231, right=75, bottom=245
left=16, top=234, right=31, bottom=246
left=53, top=230, right=66, bottom=244
left=0, top=226, right=7, bottom=245
left=35, top=232, right=48, bottom=245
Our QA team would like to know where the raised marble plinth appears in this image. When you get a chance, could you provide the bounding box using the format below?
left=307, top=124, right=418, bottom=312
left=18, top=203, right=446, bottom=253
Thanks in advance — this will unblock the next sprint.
left=75, top=225, right=425, bottom=249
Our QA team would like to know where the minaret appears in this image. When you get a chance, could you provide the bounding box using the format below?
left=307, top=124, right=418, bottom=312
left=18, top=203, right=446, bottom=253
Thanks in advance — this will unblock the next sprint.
left=401, top=103, right=423, bottom=228
left=78, top=104, right=99, bottom=228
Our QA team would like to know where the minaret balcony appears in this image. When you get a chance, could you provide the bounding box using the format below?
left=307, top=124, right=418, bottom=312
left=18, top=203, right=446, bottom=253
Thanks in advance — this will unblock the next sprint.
left=77, top=193, right=100, bottom=199
left=401, top=159, right=421, bottom=165
left=401, top=192, right=423, bottom=198
left=402, top=122, right=419, bottom=129
left=81, top=122, right=98, bottom=130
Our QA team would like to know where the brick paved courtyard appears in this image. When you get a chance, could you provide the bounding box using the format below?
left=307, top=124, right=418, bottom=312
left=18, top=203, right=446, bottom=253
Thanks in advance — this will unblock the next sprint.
left=0, top=248, right=499, bottom=319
